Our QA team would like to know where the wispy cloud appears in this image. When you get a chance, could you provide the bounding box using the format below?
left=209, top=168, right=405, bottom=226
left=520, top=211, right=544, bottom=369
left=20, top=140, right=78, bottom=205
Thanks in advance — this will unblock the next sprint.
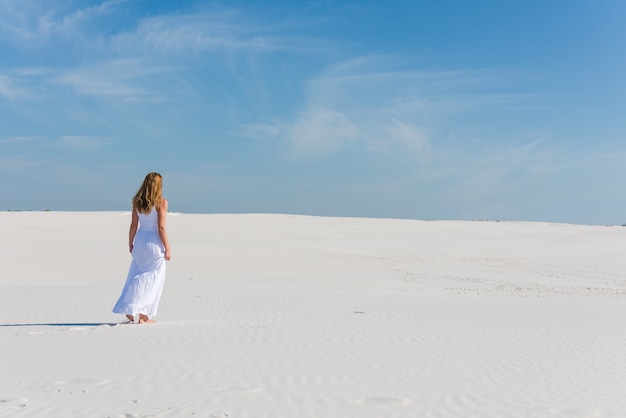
left=0, top=136, right=39, bottom=144
left=1, top=58, right=169, bottom=103
left=1, top=3, right=320, bottom=105
left=424, top=138, right=560, bottom=217
left=0, top=156, right=42, bottom=174
left=61, top=135, right=110, bottom=149
left=239, top=57, right=462, bottom=158
left=0, top=0, right=41, bottom=41
left=0, top=74, right=27, bottom=99
left=373, top=121, right=431, bottom=159
left=53, top=58, right=169, bottom=100
left=41, top=0, right=127, bottom=38
left=284, top=108, right=359, bottom=155
left=235, top=123, right=284, bottom=140
left=0, top=0, right=127, bottom=42
left=241, top=56, right=542, bottom=161
left=0, top=67, right=66, bottom=101
left=110, top=11, right=279, bottom=55
left=1, top=1, right=308, bottom=61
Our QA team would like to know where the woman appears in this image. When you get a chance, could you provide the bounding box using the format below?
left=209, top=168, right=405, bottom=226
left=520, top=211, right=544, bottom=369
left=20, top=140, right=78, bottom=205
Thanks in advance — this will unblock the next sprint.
left=113, top=172, right=171, bottom=324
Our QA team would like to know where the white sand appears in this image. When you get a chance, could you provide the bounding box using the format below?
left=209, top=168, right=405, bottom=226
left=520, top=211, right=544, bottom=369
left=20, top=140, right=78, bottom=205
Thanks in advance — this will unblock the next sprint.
left=1, top=212, right=625, bottom=417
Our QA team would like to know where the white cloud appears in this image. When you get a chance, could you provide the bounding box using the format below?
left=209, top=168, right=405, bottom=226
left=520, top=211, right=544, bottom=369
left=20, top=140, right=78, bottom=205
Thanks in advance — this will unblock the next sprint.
left=0, top=136, right=39, bottom=144
left=108, top=9, right=304, bottom=58
left=0, top=74, right=26, bottom=99
left=0, top=0, right=127, bottom=42
left=236, top=123, right=284, bottom=140
left=0, top=1, right=295, bottom=58
left=1, top=3, right=332, bottom=106
left=285, top=108, right=358, bottom=155
left=53, top=58, right=168, bottom=100
left=240, top=56, right=449, bottom=159
left=2, top=59, right=170, bottom=103
left=374, top=121, right=431, bottom=159
left=49, top=0, right=127, bottom=38
left=0, top=156, right=41, bottom=174
left=61, top=135, right=109, bottom=149
left=0, top=0, right=40, bottom=41
left=241, top=56, right=545, bottom=162
left=431, top=138, right=559, bottom=216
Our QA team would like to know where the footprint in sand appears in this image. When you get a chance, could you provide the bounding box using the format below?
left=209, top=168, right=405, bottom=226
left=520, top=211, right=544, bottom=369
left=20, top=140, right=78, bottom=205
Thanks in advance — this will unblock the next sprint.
left=211, top=387, right=262, bottom=394
left=0, top=397, right=28, bottom=409
left=548, top=407, right=604, bottom=417
left=44, top=377, right=109, bottom=394
left=352, top=396, right=412, bottom=406
left=26, top=330, right=48, bottom=335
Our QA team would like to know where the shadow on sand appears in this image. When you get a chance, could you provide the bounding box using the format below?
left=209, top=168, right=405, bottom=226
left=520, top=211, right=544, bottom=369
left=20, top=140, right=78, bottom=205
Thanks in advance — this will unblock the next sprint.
left=0, top=322, right=121, bottom=327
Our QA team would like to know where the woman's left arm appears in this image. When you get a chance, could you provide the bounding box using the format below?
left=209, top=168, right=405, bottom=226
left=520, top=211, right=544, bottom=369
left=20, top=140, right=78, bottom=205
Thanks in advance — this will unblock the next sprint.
left=157, top=198, right=171, bottom=260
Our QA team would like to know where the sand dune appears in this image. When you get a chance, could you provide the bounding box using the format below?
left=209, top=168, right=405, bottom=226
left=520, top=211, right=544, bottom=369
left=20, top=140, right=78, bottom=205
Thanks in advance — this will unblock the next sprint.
left=1, top=212, right=625, bottom=417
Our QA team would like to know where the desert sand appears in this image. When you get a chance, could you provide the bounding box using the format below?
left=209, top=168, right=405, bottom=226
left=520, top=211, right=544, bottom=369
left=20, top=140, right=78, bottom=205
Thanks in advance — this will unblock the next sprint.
left=1, top=211, right=625, bottom=417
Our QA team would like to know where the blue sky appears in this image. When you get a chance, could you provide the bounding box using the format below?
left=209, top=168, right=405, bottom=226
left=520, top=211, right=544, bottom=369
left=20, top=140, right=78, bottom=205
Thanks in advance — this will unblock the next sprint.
left=1, top=0, right=625, bottom=224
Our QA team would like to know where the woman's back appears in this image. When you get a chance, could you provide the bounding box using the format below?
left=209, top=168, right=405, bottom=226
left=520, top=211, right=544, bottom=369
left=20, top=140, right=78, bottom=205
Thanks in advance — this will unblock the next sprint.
left=138, top=207, right=158, bottom=231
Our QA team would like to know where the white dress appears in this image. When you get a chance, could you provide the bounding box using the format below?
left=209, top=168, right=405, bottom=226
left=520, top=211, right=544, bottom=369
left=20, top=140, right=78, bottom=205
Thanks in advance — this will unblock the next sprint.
left=112, top=208, right=166, bottom=318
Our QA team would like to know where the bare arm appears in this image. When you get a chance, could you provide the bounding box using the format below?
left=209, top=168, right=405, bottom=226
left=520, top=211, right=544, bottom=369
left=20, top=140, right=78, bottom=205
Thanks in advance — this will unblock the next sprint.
left=129, top=209, right=139, bottom=253
left=157, top=198, right=171, bottom=260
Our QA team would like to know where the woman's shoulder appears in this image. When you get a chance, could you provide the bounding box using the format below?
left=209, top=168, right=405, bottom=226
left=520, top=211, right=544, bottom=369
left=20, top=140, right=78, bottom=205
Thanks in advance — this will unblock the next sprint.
left=158, top=197, right=168, bottom=211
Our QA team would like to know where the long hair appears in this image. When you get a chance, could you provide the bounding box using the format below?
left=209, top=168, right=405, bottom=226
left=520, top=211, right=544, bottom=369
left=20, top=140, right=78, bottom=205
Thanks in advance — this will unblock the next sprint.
left=132, top=172, right=163, bottom=214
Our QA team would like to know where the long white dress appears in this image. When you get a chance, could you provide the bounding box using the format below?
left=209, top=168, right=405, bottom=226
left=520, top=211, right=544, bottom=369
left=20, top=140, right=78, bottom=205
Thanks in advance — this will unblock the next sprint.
left=112, top=208, right=166, bottom=318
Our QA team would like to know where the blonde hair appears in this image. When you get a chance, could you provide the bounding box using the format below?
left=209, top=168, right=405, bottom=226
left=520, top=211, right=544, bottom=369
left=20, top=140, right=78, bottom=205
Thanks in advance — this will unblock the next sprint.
left=132, top=172, right=163, bottom=214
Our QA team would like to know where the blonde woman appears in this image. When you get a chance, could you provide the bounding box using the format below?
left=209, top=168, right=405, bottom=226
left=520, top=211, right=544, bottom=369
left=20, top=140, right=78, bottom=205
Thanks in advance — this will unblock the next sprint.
left=113, top=172, right=171, bottom=324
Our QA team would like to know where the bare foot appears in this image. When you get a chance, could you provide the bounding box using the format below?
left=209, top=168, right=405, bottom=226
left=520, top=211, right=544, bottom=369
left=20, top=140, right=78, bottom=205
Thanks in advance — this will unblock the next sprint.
left=125, top=315, right=135, bottom=322
left=138, top=314, right=156, bottom=324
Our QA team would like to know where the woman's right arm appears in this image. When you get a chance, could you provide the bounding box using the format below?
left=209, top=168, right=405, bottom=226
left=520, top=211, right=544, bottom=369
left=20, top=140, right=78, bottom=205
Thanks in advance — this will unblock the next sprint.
left=129, top=209, right=139, bottom=253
